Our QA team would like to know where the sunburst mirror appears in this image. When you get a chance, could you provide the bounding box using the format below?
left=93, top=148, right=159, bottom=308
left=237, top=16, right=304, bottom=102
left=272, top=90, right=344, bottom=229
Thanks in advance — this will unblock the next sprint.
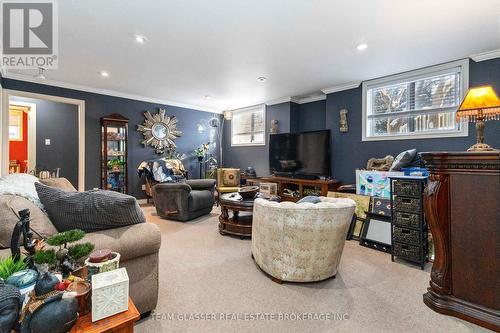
left=137, top=108, right=182, bottom=154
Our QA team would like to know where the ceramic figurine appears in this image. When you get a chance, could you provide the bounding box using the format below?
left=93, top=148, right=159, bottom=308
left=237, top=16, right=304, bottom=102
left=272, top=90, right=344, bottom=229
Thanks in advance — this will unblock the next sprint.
left=11, top=209, right=36, bottom=269
left=245, top=166, right=256, bottom=177
left=270, top=119, right=278, bottom=134
left=339, top=108, right=348, bottom=132
left=34, top=272, right=60, bottom=296
left=20, top=272, right=78, bottom=333
left=20, top=295, right=78, bottom=333
left=0, top=281, right=22, bottom=333
left=366, top=155, right=394, bottom=171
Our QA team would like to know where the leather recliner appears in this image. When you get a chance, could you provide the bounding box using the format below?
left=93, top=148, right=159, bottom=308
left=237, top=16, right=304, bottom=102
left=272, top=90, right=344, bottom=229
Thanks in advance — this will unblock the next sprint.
left=152, top=179, right=216, bottom=221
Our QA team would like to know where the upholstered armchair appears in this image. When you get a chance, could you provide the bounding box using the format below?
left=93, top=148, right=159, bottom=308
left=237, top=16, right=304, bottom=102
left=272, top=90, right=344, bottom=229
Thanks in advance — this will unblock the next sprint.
left=216, top=168, right=241, bottom=195
left=251, top=197, right=356, bottom=283
left=152, top=179, right=216, bottom=221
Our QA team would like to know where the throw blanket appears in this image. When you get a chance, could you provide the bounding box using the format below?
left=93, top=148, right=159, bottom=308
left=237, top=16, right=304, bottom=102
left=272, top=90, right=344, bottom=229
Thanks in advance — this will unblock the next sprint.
left=0, top=173, right=43, bottom=209
left=138, top=159, right=186, bottom=183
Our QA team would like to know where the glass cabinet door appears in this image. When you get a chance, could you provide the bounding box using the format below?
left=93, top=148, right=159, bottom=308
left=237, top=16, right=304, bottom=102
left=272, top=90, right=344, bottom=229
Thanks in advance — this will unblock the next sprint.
left=101, top=114, right=128, bottom=193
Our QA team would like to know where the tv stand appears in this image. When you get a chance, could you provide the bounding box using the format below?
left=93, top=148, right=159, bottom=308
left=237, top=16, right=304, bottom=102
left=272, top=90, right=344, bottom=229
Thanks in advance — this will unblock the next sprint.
left=259, top=176, right=340, bottom=202
left=273, top=172, right=319, bottom=180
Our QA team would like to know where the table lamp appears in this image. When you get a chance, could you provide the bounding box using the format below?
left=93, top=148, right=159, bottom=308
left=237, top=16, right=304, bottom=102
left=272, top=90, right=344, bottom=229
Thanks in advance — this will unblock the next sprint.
left=456, top=85, right=500, bottom=151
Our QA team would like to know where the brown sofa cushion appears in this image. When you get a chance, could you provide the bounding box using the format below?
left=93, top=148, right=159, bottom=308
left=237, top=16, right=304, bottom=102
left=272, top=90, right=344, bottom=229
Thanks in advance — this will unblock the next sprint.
left=39, top=178, right=77, bottom=191
left=222, top=169, right=239, bottom=186
left=80, top=223, right=161, bottom=261
left=0, top=195, right=58, bottom=248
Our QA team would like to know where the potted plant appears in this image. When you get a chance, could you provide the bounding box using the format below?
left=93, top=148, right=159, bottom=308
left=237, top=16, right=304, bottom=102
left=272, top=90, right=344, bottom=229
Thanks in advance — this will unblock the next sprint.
left=32, top=249, right=57, bottom=273
left=107, top=159, right=124, bottom=172
left=0, top=255, right=28, bottom=281
left=195, top=143, right=211, bottom=162
left=34, top=229, right=94, bottom=277
left=194, top=147, right=205, bottom=162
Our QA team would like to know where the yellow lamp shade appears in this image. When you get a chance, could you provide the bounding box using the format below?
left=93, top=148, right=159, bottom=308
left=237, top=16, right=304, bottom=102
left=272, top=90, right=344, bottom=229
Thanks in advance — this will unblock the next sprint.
left=456, top=86, right=500, bottom=121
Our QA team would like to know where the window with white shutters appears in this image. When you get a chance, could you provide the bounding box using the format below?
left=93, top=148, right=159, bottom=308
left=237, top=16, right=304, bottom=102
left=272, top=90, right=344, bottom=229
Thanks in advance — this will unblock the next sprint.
left=231, top=104, right=265, bottom=146
left=362, top=60, right=469, bottom=141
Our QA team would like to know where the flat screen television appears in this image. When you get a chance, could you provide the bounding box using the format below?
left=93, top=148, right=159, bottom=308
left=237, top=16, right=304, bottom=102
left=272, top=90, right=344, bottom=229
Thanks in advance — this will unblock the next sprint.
left=269, top=130, right=331, bottom=178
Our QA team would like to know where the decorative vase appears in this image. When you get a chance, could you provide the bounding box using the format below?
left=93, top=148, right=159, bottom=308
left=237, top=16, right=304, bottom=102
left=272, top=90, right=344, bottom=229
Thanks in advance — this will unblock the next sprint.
left=6, top=269, right=38, bottom=294
left=67, top=281, right=91, bottom=315
left=84, top=252, right=120, bottom=279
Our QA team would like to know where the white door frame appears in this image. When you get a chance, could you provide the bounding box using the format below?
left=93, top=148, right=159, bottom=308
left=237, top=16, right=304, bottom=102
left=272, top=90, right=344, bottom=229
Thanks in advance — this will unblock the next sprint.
left=1, top=89, right=86, bottom=191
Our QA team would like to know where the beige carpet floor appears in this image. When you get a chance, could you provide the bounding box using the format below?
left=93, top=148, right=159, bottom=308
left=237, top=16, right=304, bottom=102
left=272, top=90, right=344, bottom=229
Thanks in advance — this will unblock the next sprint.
left=135, top=205, right=489, bottom=333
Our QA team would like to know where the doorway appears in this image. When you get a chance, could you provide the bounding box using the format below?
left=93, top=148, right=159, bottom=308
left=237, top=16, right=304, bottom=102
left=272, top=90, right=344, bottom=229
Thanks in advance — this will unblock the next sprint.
left=1, top=90, right=85, bottom=191
left=8, top=101, right=36, bottom=174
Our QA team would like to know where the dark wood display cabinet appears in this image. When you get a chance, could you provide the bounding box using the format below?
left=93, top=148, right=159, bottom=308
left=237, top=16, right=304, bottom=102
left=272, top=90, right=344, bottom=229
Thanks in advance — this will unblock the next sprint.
left=101, top=114, right=129, bottom=194
left=421, top=151, right=499, bottom=331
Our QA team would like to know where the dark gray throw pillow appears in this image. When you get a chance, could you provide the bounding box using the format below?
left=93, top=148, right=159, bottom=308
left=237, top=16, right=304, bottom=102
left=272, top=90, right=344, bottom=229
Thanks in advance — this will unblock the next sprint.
left=297, top=196, right=322, bottom=204
left=390, top=149, right=417, bottom=171
left=35, top=183, right=145, bottom=232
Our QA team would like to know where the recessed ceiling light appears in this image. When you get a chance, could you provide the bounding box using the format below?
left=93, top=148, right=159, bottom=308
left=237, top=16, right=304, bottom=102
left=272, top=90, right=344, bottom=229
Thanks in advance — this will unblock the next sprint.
left=257, top=76, right=267, bottom=82
left=34, top=67, right=46, bottom=80
left=100, top=71, right=110, bottom=78
left=134, top=34, right=147, bottom=44
left=356, top=43, right=368, bottom=51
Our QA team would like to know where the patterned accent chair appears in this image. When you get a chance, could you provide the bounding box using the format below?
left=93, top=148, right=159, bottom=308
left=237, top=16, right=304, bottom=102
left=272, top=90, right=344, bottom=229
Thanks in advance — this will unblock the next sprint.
left=251, top=197, right=356, bottom=283
left=216, top=168, right=241, bottom=196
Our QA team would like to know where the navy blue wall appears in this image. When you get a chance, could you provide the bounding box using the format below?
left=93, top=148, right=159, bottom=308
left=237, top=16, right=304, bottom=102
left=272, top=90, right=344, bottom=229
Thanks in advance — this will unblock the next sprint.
left=223, top=102, right=293, bottom=176
left=290, top=102, right=300, bottom=133
left=12, top=96, right=79, bottom=187
left=222, top=58, right=500, bottom=184
left=326, top=58, right=500, bottom=184
left=297, top=99, right=326, bottom=132
left=2, top=78, right=221, bottom=198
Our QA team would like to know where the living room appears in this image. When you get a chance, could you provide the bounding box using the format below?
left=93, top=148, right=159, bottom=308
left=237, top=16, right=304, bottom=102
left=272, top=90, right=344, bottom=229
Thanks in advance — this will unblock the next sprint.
left=0, top=1, right=499, bottom=332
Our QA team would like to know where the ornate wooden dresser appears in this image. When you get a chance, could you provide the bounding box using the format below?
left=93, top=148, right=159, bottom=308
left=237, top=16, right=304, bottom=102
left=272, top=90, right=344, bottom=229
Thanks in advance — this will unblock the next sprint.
left=421, top=151, right=499, bottom=331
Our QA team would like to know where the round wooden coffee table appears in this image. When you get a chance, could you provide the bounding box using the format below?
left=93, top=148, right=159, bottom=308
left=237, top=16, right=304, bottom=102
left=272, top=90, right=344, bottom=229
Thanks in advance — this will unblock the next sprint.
left=218, top=192, right=279, bottom=238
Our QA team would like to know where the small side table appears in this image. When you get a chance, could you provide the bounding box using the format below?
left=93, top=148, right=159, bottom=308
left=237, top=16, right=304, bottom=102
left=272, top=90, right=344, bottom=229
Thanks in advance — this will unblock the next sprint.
left=219, top=192, right=279, bottom=238
left=70, top=298, right=140, bottom=333
left=219, top=193, right=255, bottom=238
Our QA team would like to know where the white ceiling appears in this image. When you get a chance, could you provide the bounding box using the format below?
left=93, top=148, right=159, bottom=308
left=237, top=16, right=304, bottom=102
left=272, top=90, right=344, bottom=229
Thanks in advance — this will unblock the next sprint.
left=5, top=0, right=500, bottom=112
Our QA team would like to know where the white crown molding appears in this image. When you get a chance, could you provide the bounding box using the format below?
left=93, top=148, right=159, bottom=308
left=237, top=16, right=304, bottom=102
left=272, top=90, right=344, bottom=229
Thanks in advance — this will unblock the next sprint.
left=266, top=96, right=292, bottom=106
left=295, top=94, right=326, bottom=104
left=2, top=72, right=222, bottom=113
left=470, top=49, right=500, bottom=62
left=321, top=81, right=361, bottom=95
left=266, top=94, right=326, bottom=106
